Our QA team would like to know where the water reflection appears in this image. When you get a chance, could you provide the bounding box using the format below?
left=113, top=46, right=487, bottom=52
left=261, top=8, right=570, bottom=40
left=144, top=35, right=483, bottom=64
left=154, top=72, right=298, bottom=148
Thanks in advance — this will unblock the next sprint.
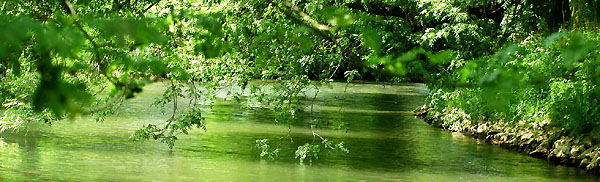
left=0, top=82, right=598, bottom=181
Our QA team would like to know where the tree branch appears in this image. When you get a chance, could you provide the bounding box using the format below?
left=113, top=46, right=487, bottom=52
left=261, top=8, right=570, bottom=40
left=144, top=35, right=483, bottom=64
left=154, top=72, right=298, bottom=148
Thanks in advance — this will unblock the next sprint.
left=74, top=22, right=103, bottom=69
left=86, top=84, right=128, bottom=114
left=60, top=0, right=104, bottom=71
left=141, top=0, right=161, bottom=14
left=281, top=1, right=330, bottom=31
left=111, top=0, right=131, bottom=13
left=63, top=0, right=76, bottom=16
left=268, top=0, right=333, bottom=39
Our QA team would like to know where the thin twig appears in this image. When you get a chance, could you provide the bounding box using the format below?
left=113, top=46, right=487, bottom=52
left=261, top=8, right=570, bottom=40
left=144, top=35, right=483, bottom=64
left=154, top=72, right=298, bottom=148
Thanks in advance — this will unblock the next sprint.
left=286, top=91, right=294, bottom=143
left=86, top=84, right=128, bottom=114
left=92, top=84, right=107, bottom=96
left=111, top=0, right=131, bottom=13
left=339, top=81, right=349, bottom=113
left=1, top=1, right=6, bottom=12
left=310, top=84, right=319, bottom=143
left=167, top=80, right=178, bottom=122
left=268, top=0, right=333, bottom=39
left=74, top=22, right=103, bottom=68
left=157, top=80, right=179, bottom=137
left=312, top=131, right=335, bottom=150
left=61, top=0, right=104, bottom=71
left=141, top=0, right=161, bottom=14
left=328, top=58, right=343, bottom=80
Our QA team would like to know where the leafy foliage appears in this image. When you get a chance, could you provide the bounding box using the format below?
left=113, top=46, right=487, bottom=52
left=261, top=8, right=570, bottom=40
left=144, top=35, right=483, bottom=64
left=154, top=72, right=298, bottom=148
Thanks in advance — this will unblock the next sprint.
left=255, top=139, right=280, bottom=160
left=132, top=107, right=206, bottom=149
left=426, top=31, right=600, bottom=137
left=2, top=0, right=600, bottom=161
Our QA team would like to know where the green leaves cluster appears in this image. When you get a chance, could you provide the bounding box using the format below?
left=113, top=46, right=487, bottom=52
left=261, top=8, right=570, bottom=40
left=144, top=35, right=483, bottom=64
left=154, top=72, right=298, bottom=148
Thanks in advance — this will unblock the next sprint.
left=131, top=107, right=206, bottom=149
left=294, top=140, right=349, bottom=163
left=426, top=31, right=600, bottom=137
left=255, top=139, right=280, bottom=160
left=0, top=1, right=225, bottom=146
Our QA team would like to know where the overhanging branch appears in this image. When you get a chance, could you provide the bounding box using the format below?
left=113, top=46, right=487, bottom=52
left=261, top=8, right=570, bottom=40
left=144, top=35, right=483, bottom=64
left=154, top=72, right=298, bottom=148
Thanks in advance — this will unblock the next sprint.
left=86, top=84, right=128, bottom=114
left=63, top=0, right=76, bottom=16
left=268, top=0, right=333, bottom=39
left=281, top=1, right=331, bottom=31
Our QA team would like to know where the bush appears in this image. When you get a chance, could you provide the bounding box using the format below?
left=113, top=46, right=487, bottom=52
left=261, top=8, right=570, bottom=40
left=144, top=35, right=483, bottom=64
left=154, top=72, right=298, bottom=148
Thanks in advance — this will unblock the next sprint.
left=547, top=80, right=600, bottom=136
left=427, top=31, right=600, bottom=137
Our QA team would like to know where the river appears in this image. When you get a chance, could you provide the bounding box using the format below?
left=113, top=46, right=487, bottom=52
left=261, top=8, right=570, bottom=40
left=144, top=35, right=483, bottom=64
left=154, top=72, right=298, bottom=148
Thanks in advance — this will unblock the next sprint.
left=0, top=82, right=598, bottom=181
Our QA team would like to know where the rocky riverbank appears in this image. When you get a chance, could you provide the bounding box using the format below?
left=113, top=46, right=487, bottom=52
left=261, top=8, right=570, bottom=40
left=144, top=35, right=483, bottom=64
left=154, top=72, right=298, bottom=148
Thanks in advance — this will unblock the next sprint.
left=414, top=105, right=600, bottom=174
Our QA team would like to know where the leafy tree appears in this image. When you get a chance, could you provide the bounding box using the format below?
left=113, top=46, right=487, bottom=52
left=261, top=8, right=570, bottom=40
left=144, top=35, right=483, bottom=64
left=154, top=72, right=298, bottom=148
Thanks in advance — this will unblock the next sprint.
left=1, top=0, right=599, bottom=160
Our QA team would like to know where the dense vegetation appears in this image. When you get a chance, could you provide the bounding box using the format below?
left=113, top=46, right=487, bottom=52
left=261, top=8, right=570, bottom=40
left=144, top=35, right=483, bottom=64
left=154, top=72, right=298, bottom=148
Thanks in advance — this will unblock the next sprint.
left=1, top=0, right=599, bottom=161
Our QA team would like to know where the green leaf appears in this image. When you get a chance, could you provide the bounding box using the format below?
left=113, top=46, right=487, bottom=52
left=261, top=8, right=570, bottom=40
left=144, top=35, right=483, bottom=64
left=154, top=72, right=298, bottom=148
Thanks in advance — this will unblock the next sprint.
left=562, top=35, right=593, bottom=67
left=543, top=31, right=568, bottom=47
left=361, top=29, right=382, bottom=53
left=429, top=50, right=454, bottom=65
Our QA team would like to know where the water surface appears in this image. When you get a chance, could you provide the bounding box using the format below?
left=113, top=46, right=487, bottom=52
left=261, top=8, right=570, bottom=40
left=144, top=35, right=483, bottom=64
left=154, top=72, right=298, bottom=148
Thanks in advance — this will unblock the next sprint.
left=1, top=82, right=598, bottom=181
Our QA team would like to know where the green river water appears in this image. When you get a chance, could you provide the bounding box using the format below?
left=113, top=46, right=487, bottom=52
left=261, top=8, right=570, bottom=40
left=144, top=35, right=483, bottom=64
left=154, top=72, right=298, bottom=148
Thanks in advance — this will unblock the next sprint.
left=1, top=82, right=599, bottom=181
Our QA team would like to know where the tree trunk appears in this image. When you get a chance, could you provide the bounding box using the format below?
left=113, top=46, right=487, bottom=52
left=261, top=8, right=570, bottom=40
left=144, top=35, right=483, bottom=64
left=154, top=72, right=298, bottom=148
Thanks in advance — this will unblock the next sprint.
left=533, top=0, right=572, bottom=31
left=571, top=0, right=599, bottom=29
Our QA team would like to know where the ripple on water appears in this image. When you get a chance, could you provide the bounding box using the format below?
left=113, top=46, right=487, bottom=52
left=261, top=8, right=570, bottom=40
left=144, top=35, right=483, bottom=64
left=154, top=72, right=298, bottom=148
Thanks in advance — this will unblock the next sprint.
left=0, top=82, right=598, bottom=181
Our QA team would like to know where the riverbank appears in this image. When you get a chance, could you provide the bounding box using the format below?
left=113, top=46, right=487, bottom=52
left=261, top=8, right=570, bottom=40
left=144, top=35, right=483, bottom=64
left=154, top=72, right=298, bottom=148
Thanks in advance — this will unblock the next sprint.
left=414, top=104, right=600, bottom=174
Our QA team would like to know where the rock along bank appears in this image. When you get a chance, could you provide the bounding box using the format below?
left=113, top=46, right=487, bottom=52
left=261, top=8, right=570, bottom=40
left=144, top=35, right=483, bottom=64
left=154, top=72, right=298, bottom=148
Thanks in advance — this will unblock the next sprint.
left=415, top=105, right=600, bottom=174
